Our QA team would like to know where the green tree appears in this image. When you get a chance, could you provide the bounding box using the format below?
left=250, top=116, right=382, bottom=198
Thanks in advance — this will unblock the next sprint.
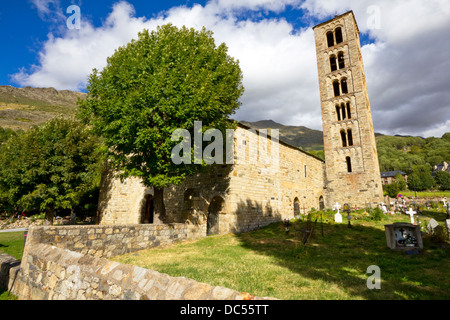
left=435, top=171, right=450, bottom=191
left=0, top=127, right=19, bottom=144
left=407, top=167, right=435, bottom=192
left=78, top=24, right=244, bottom=221
left=0, top=118, right=104, bottom=225
left=442, top=132, right=450, bottom=141
left=383, top=183, right=400, bottom=198
left=394, top=173, right=407, bottom=191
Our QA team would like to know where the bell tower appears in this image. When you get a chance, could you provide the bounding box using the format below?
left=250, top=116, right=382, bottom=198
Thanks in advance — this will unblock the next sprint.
left=313, top=11, right=384, bottom=208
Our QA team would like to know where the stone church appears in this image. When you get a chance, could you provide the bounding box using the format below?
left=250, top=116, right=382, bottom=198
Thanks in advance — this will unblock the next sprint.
left=97, top=11, right=384, bottom=235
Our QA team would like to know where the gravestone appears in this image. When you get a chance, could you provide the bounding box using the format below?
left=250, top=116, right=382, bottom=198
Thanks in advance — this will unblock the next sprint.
left=427, top=219, right=440, bottom=234
left=406, top=208, right=417, bottom=224
left=333, top=203, right=342, bottom=223
left=385, top=223, right=423, bottom=251
left=380, top=203, right=388, bottom=214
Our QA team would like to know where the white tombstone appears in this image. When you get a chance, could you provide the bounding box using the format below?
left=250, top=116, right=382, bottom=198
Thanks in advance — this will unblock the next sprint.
left=380, top=203, right=388, bottom=214
left=441, top=198, right=447, bottom=207
left=406, top=208, right=417, bottom=224
left=427, top=219, right=440, bottom=234
left=333, top=203, right=343, bottom=223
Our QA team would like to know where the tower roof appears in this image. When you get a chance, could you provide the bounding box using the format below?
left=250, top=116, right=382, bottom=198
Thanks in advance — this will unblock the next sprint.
left=312, top=10, right=360, bottom=34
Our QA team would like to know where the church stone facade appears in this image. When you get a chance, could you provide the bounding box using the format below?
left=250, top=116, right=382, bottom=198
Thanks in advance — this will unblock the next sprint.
left=98, top=124, right=326, bottom=235
left=97, top=11, right=383, bottom=234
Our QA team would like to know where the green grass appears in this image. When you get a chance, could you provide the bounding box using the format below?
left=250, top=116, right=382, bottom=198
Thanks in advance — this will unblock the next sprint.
left=398, top=191, right=450, bottom=198
left=0, top=232, right=23, bottom=300
left=114, top=211, right=450, bottom=300
left=0, top=232, right=25, bottom=260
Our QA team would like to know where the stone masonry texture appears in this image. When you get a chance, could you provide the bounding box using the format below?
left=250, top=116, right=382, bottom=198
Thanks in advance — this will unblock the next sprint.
left=313, top=11, right=384, bottom=209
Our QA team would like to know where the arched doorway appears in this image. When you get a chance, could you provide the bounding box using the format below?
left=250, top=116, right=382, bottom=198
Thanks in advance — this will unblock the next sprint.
left=319, top=196, right=325, bottom=210
left=141, top=195, right=154, bottom=224
left=207, top=196, right=224, bottom=235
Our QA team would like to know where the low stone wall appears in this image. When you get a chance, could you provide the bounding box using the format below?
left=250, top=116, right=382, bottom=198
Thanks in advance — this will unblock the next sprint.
left=25, top=223, right=206, bottom=259
left=5, top=223, right=275, bottom=300
left=9, top=243, right=270, bottom=300
left=0, top=254, right=20, bottom=291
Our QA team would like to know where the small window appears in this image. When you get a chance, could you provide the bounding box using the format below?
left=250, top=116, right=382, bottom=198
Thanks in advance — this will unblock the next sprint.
left=347, top=129, right=353, bottom=146
left=333, top=80, right=340, bottom=97
left=341, top=78, right=348, bottom=94
left=346, top=102, right=352, bottom=119
left=346, top=157, right=352, bottom=173
left=336, top=105, right=341, bottom=121
left=340, top=130, right=347, bottom=147
left=330, top=56, right=337, bottom=72
left=335, top=28, right=343, bottom=44
left=341, top=103, right=347, bottom=120
left=338, top=52, right=345, bottom=69
left=327, top=32, right=334, bottom=47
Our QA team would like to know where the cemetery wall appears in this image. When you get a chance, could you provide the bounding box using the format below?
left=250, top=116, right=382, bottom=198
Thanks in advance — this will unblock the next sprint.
left=23, top=224, right=206, bottom=259
left=8, top=243, right=272, bottom=300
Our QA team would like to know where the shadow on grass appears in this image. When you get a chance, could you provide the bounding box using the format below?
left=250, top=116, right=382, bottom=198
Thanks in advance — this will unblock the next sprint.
left=235, top=215, right=450, bottom=300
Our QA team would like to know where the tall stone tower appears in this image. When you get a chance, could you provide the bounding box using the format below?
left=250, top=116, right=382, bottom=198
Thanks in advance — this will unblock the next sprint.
left=313, top=11, right=384, bottom=208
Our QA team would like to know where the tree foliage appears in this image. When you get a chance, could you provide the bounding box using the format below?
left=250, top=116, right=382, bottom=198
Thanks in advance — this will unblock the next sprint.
left=0, top=118, right=104, bottom=224
left=78, top=24, right=244, bottom=221
left=434, top=171, right=450, bottom=191
left=377, top=135, right=450, bottom=173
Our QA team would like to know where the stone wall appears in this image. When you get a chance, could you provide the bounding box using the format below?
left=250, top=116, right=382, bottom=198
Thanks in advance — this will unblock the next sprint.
left=0, top=254, right=20, bottom=291
left=98, top=124, right=326, bottom=234
left=8, top=243, right=272, bottom=300
left=3, top=224, right=275, bottom=300
left=24, top=223, right=206, bottom=259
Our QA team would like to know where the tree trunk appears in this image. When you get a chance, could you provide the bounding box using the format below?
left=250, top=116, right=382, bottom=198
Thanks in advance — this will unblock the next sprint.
left=44, top=205, right=54, bottom=226
left=153, top=187, right=166, bottom=223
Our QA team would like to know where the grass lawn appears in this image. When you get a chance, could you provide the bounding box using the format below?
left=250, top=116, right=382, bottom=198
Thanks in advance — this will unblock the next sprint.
left=398, top=191, right=450, bottom=198
left=0, top=232, right=23, bottom=300
left=114, top=211, right=450, bottom=300
left=0, top=232, right=25, bottom=260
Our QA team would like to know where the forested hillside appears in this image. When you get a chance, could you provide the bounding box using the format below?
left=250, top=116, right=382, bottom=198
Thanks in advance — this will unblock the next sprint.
left=376, top=134, right=450, bottom=172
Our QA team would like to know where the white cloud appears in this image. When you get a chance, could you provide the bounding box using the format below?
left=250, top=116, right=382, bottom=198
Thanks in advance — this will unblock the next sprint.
left=11, top=0, right=450, bottom=137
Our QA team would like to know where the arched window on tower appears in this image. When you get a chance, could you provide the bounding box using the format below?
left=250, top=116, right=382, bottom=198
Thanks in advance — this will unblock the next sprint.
left=347, top=129, right=354, bottom=146
left=336, top=105, right=341, bottom=121
left=341, top=78, right=348, bottom=94
left=335, top=27, right=343, bottom=44
left=330, top=55, right=337, bottom=72
left=346, top=102, right=352, bottom=119
left=327, top=32, right=334, bottom=47
left=333, top=80, right=340, bottom=97
left=338, top=52, right=345, bottom=69
left=341, top=103, right=347, bottom=120
left=340, top=130, right=347, bottom=147
left=346, top=157, right=352, bottom=173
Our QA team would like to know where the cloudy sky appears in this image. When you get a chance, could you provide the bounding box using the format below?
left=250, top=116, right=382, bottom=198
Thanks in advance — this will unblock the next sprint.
left=1, top=0, right=449, bottom=138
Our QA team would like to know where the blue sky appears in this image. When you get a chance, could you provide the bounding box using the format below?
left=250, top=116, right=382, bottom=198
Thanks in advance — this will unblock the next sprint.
left=0, top=0, right=327, bottom=87
left=1, top=1, right=449, bottom=138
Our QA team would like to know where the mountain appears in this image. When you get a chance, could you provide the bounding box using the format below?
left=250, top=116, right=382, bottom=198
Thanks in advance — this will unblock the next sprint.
left=0, top=85, right=85, bottom=130
left=239, top=120, right=324, bottom=151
